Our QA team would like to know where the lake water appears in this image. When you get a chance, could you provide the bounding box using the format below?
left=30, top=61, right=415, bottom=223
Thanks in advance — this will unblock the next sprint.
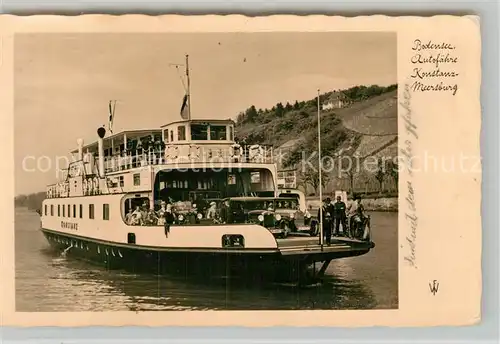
left=15, top=208, right=398, bottom=311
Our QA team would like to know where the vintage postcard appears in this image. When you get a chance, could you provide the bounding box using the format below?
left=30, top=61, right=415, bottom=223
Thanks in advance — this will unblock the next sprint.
left=0, top=15, right=481, bottom=327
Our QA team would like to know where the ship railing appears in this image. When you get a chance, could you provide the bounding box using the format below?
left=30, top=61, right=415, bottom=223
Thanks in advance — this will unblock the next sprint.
left=104, top=149, right=166, bottom=173
left=46, top=182, right=70, bottom=198
left=102, top=145, right=275, bottom=173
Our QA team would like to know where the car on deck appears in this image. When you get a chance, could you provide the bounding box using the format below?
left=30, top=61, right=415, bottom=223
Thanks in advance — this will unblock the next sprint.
left=220, top=197, right=301, bottom=238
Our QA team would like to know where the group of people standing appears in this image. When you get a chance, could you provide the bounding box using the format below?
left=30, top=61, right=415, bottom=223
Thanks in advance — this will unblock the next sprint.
left=125, top=201, right=175, bottom=226
left=317, top=195, right=365, bottom=245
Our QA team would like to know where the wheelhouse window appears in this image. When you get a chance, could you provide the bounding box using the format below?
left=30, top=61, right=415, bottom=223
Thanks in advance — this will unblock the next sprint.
left=50, top=205, right=54, bottom=216
left=73, top=204, right=76, bottom=218
left=67, top=204, right=70, bottom=217
left=79, top=204, right=83, bottom=218
left=210, top=125, right=227, bottom=140
left=44, top=205, right=47, bottom=216
left=89, top=204, right=94, bottom=219
left=119, top=176, right=124, bottom=187
left=58, top=205, right=60, bottom=217
left=191, top=124, right=208, bottom=140
left=170, top=130, right=174, bottom=142
left=103, top=204, right=110, bottom=220
left=178, top=126, right=186, bottom=141
left=62, top=205, right=65, bottom=217
left=133, top=173, right=140, bottom=186
left=229, top=126, right=234, bottom=141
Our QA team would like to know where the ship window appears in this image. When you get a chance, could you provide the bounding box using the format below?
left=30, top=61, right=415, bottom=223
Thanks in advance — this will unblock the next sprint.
left=50, top=205, right=54, bottom=216
left=44, top=205, right=47, bottom=216
left=119, top=176, right=124, bottom=187
left=73, top=204, right=76, bottom=218
left=164, top=130, right=169, bottom=143
left=229, top=126, right=234, bottom=141
left=62, top=204, right=65, bottom=217
left=170, top=130, right=174, bottom=142
left=191, top=124, right=208, bottom=140
left=228, top=174, right=237, bottom=185
left=178, top=126, right=186, bottom=141
left=58, top=205, right=60, bottom=217
left=251, top=172, right=261, bottom=184
left=89, top=204, right=95, bottom=219
left=210, top=125, right=227, bottom=140
left=133, top=173, right=140, bottom=186
left=79, top=204, right=83, bottom=218
left=67, top=204, right=70, bottom=217
left=103, top=204, right=110, bottom=220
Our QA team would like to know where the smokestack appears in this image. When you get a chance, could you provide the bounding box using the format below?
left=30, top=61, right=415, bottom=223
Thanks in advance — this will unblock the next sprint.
left=77, top=138, right=84, bottom=161
left=97, top=127, right=106, bottom=178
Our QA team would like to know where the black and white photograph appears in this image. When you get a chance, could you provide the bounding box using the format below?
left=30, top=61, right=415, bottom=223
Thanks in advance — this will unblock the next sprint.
left=14, top=31, right=399, bottom=312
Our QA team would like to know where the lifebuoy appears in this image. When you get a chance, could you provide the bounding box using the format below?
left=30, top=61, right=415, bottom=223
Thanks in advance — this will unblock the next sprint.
left=166, top=145, right=179, bottom=159
left=188, top=144, right=200, bottom=160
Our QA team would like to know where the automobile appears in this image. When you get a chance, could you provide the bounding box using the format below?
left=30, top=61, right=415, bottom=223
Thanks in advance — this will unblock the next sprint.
left=277, top=189, right=313, bottom=232
left=220, top=197, right=298, bottom=238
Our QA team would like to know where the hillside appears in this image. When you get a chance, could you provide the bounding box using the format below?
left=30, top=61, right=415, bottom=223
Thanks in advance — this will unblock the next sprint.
left=16, top=84, right=398, bottom=208
left=235, top=84, right=398, bottom=196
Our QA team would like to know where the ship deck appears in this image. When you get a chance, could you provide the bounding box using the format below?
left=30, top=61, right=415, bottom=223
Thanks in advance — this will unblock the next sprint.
left=276, top=236, right=374, bottom=260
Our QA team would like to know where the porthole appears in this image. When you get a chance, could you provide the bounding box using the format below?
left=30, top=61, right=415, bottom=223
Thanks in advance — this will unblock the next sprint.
left=111, top=249, right=115, bottom=257
left=105, top=248, right=109, bottom=256
left=97, top=246, right=101, bottom=254
left=118, top=250, right=123, bottom=258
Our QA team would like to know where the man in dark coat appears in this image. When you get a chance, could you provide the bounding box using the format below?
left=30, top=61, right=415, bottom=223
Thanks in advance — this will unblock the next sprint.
left=333, top=195, right=347, bottom=236
left=317, top=198, right=334, bottom=245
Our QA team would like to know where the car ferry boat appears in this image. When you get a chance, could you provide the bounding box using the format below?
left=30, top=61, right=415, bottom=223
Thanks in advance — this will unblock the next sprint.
left=40, top=58, right=374, bottom=283
left=40, top=119, right=375, bottom=283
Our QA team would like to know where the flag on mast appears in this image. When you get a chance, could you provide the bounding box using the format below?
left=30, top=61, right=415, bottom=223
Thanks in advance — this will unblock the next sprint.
left=108, top=100, right=116, bottom=134
left=180, top=94, right=189, bottom=119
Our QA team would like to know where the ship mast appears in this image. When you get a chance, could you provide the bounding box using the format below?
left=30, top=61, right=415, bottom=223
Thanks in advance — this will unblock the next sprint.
left=185, top=54, right=191, bottom=121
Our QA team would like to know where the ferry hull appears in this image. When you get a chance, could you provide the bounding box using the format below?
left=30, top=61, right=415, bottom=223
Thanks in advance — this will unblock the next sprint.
left=41, top=228, right=374, bottom=283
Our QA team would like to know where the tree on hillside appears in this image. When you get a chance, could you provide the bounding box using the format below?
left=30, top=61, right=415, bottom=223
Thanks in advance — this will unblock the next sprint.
left=386, top=159, right=399, bottom=192
left=275, top=102, right=285, bottom=117
left=236, top=111, right=246, bottom=125
left=293, top=100, right=300, bottom=110
left=299, top=160, right=331, bottom=196
left=285, top=102, right=293, bottom=112
left=335, top=155, right=358, bottom=195
left=374, top=157, right=386, bottom=194
left=245, top=105, right=258, bottom=123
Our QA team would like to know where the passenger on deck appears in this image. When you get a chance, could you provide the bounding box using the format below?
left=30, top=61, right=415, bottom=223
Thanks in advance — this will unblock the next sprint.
left=219, top=200, right=230, bottom=224
left=125, top=208, right=134, bottom=225
left=165, top=203, right=176, bottom=224
left=206, top=201, right=217, bottom=220
left=318, top=198, right=334, bottom=245
left=145, top=208, right=158, bottom=226
left=156, top=201, right=167, bottom=225
left=333, top=195, right=347, bottom=237
left=131, top=206, right=143, bottom=225
left=347, top=195, right=365, bottom=237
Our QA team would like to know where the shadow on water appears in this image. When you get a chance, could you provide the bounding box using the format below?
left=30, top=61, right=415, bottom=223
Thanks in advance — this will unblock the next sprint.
left=39, top=246, right=377, bottom=311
